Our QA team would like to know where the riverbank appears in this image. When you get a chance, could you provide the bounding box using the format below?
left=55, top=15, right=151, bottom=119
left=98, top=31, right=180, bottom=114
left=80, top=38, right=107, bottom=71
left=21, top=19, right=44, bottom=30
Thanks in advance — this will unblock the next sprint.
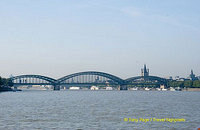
left=183, top=88, right=200, bottom=91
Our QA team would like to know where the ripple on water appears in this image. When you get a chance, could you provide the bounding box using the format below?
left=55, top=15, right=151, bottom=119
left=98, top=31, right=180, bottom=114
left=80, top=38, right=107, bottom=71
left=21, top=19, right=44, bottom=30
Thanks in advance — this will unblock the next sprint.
left=0, top=91, right=200, bottom=129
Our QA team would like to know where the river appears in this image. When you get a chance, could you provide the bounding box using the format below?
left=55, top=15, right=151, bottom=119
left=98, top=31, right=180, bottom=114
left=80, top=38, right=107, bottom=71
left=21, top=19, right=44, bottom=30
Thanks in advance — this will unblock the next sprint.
left=0, top=90, right=200, bottom=129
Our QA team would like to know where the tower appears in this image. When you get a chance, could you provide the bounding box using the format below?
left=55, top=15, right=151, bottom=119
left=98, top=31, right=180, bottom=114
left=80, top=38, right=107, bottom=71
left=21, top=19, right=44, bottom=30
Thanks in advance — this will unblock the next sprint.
left=141, top=64, right=149, bottom=77
left=189, top=69, right=196, bottom=81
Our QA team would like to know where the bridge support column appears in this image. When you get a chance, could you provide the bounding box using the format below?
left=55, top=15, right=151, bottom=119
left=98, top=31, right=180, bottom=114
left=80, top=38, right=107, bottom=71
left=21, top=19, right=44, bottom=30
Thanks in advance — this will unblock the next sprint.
left=118, top=85, right=128, bottom=90
left=13, top=86, right=18, bottom=91
left=53, top=85, right=60, bottom=91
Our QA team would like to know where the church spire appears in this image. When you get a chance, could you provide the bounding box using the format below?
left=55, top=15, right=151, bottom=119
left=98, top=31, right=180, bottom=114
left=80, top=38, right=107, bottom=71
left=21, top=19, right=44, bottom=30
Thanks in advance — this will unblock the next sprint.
left=190, top=69, right=196, bottom=81
left=191, top=69, right=193, bottom=75
left=141, top=64, right=149, bottom=77
left=144, top=64, right=147, bottom=72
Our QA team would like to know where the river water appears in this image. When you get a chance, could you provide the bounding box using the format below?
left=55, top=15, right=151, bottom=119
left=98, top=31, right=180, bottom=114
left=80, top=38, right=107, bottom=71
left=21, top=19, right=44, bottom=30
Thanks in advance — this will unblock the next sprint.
left=0, top=90, right=200, bottom=130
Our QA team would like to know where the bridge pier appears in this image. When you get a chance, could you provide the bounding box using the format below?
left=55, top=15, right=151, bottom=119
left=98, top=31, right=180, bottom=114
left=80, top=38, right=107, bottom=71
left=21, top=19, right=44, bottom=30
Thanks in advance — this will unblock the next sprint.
left=53, top=85, right=60, bottom=91
left=13, top=86, right=18, bottom=91
left=118, top=85, right=128, bottom=90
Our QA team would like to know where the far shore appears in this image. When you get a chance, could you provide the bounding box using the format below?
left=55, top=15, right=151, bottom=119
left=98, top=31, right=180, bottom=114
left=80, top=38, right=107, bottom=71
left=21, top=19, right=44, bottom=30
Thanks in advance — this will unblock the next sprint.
left=7, top=87, right=200, bottom=92
left=183, top=88, right=200, bottom=91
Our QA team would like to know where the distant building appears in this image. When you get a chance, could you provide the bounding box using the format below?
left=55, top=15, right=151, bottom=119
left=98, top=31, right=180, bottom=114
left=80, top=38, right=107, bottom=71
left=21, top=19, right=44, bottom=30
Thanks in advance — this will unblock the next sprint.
left=141, top=64, right=149, bottom=77
left=177, top=78, right=186, bottom=81
left=166, top=76, right=173, bottom=80
left=174, top=76, right=187, bottom=81
left=174, top=76, right=180, bottom=80
left=189, top=70, right=198, bottom=81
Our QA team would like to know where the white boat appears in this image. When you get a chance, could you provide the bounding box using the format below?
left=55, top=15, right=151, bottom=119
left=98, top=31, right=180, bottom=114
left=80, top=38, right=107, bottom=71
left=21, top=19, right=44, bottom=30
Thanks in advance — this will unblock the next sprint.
left=156, top=88, right=161, bottom=91
left=69, top=87, right=80, bottom=90
left=144, top=87, right=150, bottom=91
left=129, top=87, right=138, bottom=91
left=169, top=87, right=176, bottom=91
left=90, top=86, right=99, bottom=90
left=106, top=87, right=113, bottom=90
left=161, top=88, right=167, bottom=91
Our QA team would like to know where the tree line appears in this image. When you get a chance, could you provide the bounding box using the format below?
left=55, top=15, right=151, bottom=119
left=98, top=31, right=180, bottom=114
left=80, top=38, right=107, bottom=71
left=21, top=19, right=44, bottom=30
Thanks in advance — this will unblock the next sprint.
left=0, top=76, right=13, bottom=87
left=167, top=80, right=200, bottom=88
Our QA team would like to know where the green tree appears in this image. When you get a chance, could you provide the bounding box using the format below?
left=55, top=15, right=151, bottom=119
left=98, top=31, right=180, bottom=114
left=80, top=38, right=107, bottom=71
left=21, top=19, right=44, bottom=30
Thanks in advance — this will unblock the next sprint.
left=183, top=80, right=193, bottom=87
left=2, top=78, right=7, bottom=86
left=7, top=78, right=13, bottom=87
left=193, top=80, right=200, bottom=88
left=0, top=77, right=13, bottom=87
left=0, top=76, right=2, bottom=86
left=168, top=81, right=184, bottom=88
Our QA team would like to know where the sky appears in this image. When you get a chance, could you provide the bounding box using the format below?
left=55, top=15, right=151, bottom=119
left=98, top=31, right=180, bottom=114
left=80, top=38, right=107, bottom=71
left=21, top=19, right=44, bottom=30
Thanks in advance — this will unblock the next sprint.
left=0, top=0, right=200, bottom=79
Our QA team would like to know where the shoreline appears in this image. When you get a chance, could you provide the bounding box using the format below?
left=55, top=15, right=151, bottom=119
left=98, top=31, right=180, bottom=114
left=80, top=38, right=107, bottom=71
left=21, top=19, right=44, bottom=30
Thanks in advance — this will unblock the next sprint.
left=182, top=88, right=200, bottom=91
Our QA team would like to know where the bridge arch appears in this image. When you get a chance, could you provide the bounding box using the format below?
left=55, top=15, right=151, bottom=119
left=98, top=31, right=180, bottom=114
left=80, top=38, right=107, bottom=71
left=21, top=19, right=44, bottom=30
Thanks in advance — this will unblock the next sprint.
left=11, top=75, right=57, bottom=85
left=57, top=71, right=125, bottom=85
left=125, top=76, right=168, bottom=85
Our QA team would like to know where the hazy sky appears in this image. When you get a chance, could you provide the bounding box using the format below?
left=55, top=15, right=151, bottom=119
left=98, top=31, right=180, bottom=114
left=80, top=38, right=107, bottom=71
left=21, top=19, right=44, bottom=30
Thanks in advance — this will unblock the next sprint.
left=0, top=0, right=200, bottom=79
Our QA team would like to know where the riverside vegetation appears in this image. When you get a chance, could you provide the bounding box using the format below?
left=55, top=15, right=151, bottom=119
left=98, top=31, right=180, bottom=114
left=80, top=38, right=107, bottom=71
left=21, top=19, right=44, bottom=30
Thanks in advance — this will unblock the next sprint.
left=0, top=76, right=13, bottom=92
left=167, top=80, right=200, bottom=88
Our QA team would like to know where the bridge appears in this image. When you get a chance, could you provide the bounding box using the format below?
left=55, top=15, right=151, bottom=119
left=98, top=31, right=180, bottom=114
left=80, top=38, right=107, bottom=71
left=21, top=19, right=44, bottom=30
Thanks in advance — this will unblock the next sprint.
left=11, top=70, right=168, bottom=90
left=125, top=75, right=168, bottom=87
left=11, top=71, right=126, bottom=90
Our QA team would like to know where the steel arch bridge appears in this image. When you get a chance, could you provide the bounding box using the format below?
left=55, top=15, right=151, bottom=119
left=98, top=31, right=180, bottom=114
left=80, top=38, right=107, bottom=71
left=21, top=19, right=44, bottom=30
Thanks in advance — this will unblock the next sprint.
left=11, top=71, right=125, bottom=90
left=10, top=72, right=168, bottom=90
left=57, top=71, right=125, bottom=86
left=11, top=75, right=57, bottom=86
left=125, top=76, right=168, bottom=87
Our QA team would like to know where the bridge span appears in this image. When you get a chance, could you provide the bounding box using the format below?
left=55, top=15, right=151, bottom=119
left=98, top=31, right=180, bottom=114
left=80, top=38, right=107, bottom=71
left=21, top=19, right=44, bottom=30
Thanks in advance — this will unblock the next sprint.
left=11, top=70, right=168, bottom=90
